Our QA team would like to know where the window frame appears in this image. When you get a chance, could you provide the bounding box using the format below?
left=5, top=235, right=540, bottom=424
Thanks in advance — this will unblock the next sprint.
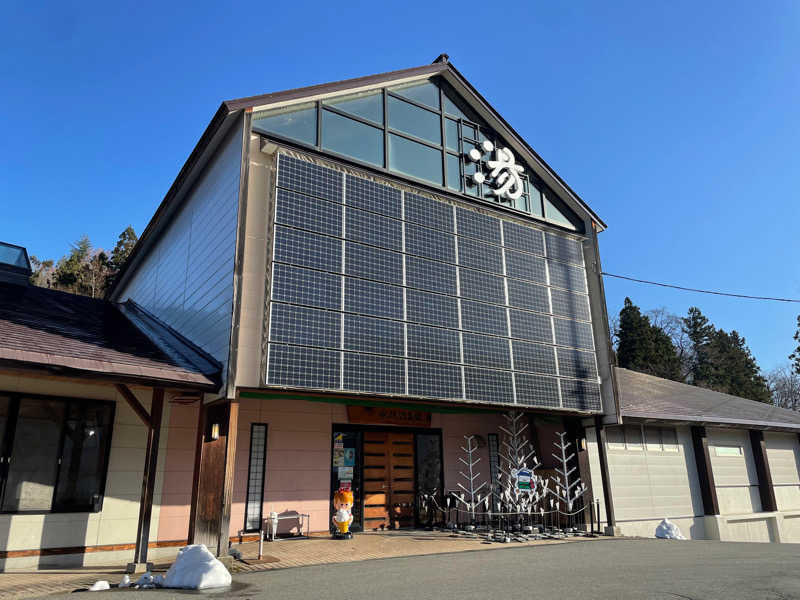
left=607, top=424, right=680, bottom=453
left=251, top=77, right=584, bottom=233
left=243, top=423, right=269, bottom=533
left=0, top=391, right=115, bottom=515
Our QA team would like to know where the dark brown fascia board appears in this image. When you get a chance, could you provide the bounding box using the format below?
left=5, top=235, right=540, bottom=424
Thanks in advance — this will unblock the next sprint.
left=223, top=63, right=449, bottom=112
left=107, top=104, right=240, bottom=300
left=0, top=357, right=218, bottom=391
left=622, top=411, right=800, bottom=433
left=229, top=60, right=606, bottom=231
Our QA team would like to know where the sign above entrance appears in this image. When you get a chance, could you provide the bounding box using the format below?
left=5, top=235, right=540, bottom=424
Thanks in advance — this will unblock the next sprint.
left=347, top=405, right=431, bottom=428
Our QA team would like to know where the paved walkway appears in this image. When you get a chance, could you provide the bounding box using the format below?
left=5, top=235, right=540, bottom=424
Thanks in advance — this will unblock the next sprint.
left=0, top=531, right=600, bottom=598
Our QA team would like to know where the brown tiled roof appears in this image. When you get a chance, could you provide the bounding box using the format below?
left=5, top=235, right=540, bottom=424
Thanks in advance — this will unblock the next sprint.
left=616, top=367, right=800, bottom=431
left=0, top=283, right=220, bottom=390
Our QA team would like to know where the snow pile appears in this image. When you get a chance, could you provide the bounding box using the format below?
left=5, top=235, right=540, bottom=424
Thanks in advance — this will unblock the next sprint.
left=88, top=581, right=110, bottom=592
left=118, top=575, right=131, bottom=588
left=655, top=518, right=686, bottom=540
left=162, top=544, right=232, bottom=589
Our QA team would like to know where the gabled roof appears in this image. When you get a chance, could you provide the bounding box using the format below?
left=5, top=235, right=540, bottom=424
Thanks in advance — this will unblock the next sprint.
left=0, top=282, right=221, bottom=390
left=616, top=367, right=800, bottom=432
left=109, top=55, right=606, bottom=300
left=225, top=55, right=606, bottom=231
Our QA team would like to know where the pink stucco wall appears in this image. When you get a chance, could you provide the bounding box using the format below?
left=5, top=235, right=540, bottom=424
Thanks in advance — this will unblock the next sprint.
left=156, top=402, right=199, bottom=543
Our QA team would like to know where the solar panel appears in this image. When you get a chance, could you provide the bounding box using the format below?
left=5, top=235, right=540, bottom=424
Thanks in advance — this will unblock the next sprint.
left=272, top=264, right=341, bottom=310
left=344, top=314, right=404, bottom=356
left=462, top=333, right=511, bottom=369
left=545, top=232, right=584, bottom=265
left=460, top=300, right=508, bottom=336
left=408, top=361, right=463, bottom=398
left=406, top=289, right=459, bottom=329
left=553, top=317, right=595, bottom=350
left=275, top=188, right=342, bottom=237
left=464, top=367, right=513, bottom=403
left=405, top=255, right=457, bottom=295
left=343, top=353, right=405, bottom=394
left=345, top=174, right=401, bottom=218
left=267, top=344, right=341, bottom=389
left=512, top=340, right=557, bottom=375
left=507, top=279, right=550, bottom=314
left=548, top=260, right=587, bottom=294
left=268, top=155, right=603, bottom=413
left=278, top=154, right=342, bottom=203
left=345, top=242, right=403, bottom=285
left=515, top=373, right=560, bottom=407
left=509, top=309, right=552, bottom=344
left=405, top=223, right=456, bottom=263
left=344, top=277, right=403, bottom=319
left=557, top=347, right=598, bottom=379
left=505, top=249, right=547, bottom=284
left=502, top=221, right=544, bottom=255
left=345, top=207, right=402, bottom=251
left=269, top=303, right=341, bottom=349
left=456, top=207, right=501, bottom=244
left=560, top=379, right=602, bottom=411
left=273, top=226, right=341, bottom=273
left=407, top=324, right=461, bottom=363
left=404, top=192, right=453, bottom=232
left=458, top=268, right=506, bottom=304
left=550, top=288, right=591, bottom=322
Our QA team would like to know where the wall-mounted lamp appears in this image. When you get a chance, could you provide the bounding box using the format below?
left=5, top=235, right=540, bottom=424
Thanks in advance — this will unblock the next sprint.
left=211, top=423, right=220, bottom=441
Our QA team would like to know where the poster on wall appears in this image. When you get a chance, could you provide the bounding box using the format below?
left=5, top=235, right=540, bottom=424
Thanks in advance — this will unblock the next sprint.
left=338, top=466, right=354, bottom=480
left=333, top=448, right=346, bottom=467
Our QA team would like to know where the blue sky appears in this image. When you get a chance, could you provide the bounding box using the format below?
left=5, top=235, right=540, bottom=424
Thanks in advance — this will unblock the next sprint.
left=1, top=1, right=798, bottom=373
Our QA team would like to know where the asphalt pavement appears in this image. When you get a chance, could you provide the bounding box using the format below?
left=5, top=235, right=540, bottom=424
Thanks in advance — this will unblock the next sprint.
left=43, top=538, right=800, bottom=599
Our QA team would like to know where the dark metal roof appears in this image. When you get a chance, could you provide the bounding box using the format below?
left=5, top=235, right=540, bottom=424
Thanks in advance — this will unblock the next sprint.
left=616, top=367, right=800, bottom=431
left=0, top=283, right=221, bottom=390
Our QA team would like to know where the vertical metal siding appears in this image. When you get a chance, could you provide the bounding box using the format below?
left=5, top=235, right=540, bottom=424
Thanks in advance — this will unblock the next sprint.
left=118, top=125, right=242, bottom=368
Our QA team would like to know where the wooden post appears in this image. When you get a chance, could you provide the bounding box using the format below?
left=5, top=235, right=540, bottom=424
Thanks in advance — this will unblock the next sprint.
left=749, top=429, right=778, bottom=512
left=130, top=388, right=164, bottom=568
left=217, top=399, right=239, bottom=555
left=188, top=401, right=206, bottom=544
left=593, top=416, right=616, bottom=527
left=691, top=426, right=720, bottom=515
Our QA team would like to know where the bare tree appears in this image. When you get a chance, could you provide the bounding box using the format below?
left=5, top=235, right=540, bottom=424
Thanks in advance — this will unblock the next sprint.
left=768, top=364, right=800, bottom=411
left=646, top=307, right=693, bottom=381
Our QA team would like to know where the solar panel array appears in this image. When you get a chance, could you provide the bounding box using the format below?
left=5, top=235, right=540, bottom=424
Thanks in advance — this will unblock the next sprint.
left=267, top=154, right=602, bottom=411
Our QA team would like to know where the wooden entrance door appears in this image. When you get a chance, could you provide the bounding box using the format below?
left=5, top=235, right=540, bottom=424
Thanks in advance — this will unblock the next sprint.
left=362, top=431, right=415, bottom=529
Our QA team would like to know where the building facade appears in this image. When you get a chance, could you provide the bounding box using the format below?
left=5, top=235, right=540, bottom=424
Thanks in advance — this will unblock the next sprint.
left=3, top=57, right=800, bottom=570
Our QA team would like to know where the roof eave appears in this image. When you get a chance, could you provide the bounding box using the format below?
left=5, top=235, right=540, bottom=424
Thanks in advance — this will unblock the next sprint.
left=622, top=411, right=800, bottom=433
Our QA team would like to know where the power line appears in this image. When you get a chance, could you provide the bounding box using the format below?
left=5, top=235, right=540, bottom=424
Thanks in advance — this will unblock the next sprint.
left=601, top=272, right=800, bottom=304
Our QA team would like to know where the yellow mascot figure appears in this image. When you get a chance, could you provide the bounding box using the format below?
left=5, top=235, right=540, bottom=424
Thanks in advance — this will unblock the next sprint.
left=332, top=489, right=354, bottom=539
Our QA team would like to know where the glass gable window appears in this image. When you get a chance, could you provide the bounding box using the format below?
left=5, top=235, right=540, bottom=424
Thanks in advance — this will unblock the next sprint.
left=0, top=394, right=114, bottom=513
left=254, top=77, right=583, bottom=231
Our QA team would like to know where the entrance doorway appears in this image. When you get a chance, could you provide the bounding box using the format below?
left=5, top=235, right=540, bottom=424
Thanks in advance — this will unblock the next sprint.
left=363, top=431, right=415, bottom=530
left=330, top=425, right=443, bottom=531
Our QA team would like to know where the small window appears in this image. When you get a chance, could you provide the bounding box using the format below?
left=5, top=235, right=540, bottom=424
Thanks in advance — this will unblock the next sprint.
left=244, top=424, right=268, bottom=532
left=606, top=426, right=626, bottom=450
left=713, top=445, right=743, bottom=457
left=387, top=96, right=441, bottom=145
left=389, top=81, right=440, bottom=110
left=445, top=153, right=461, bottom=191
left=388, top=134, right=443, bottom=185
left=443, top=92, right=467, bottom=119
left=323, top=91, right=383, bottom=125
left=252, top=102, right=317, bottom=146
left=661, top=427, right=679, bottom=452
left=544, top=192, right=578, bottom=231
left=445, top=118, right=459, bottom=151
left=321, top=110, right=384, bottom=167
left=645, top=426, right=662, bottom=452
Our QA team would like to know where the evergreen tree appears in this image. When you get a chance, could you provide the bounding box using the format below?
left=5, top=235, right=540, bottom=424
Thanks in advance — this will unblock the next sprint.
left=616, top=298, right=682, bottom=381
left=106, top=226, right=138, bottom=289
left=682, top=307, right=714, bottom=385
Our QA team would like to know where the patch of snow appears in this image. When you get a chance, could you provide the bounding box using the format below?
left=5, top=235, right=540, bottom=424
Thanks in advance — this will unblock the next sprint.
left=118, top=575, right=131, bottom=588
left=88, top=581, right=110, bottom=592
left=655, top=518, right=686, bottom=540
left=163, top=544, right=232, bottom=590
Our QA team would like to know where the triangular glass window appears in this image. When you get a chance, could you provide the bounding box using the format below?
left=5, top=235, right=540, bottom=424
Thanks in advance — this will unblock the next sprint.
left=253, top=102, right=317, bottom=146
left=388, top=81, right=440, bottom=110
left=544, top=192, right=578, bottom=231
left=322, top=91, right=383, bottom=125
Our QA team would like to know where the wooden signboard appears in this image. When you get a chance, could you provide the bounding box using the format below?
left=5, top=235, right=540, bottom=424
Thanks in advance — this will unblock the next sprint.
left=347, top=405, right=431, bottom=428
